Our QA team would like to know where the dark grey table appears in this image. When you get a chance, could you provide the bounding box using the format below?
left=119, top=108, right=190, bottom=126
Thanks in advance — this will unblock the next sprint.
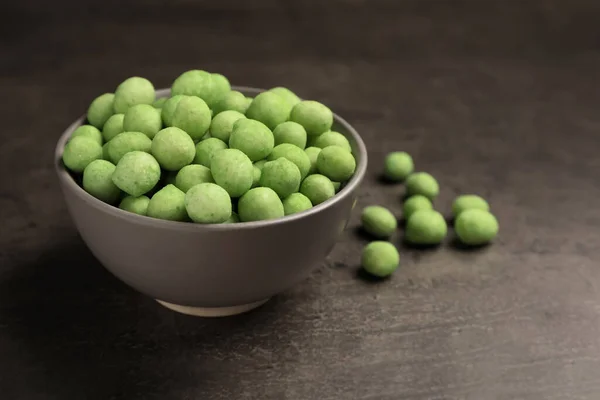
left=2, top=1, right=600, bottom=399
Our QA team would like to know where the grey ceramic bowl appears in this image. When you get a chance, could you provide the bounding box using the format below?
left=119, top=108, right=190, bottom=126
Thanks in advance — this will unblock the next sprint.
left=55, top=86, right=367, bottom=317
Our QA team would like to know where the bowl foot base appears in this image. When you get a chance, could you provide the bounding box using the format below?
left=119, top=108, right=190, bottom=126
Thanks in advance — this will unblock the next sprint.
left=155, top=298, right=270, bottom=317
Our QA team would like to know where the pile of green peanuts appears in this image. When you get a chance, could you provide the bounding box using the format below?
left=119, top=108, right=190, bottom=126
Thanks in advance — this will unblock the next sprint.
left=360, top=151, right=499, bottom=278
left=62, top=71, right=358, bottom=224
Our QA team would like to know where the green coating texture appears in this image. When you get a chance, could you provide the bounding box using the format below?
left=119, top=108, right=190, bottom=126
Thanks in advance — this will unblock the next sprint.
left=455, top=209, right=499, bottom=246
left=82, top=160, right=121, bottom=204
left=300, top=174, right=335, bottom=205
left=259, top=158, right=301, bottom=199
left=209, top=110, right=246, bottom=142
left=151, top=127, right=195, bottom=171
left=290, top=100, right=333, bottom=136
left=225, top=212, right=240, bottom=224
left=210, top=73, right=231, bottom=108
left=123, top=104, right=162, bottom=139
left=313, top=131, right=351, bottom=152
left=71, top=125, right=103, bottom=146
left=210, top=148, right=254, bottom=197
left=384, top=152, right=414, bottom=181
left=171, top=70, right=213, bottom=103
left=405, top=210, right=447, bottom=245
left=361, top=241, right=400, bottom=278
left=102, top=143, right=110, bottom=160
left=194, top=137, right=228, bottom=167
left=245, top=91, right=293, bottom=130
left=316, top=145, right=356, bottom=182
left=212, top=90, right=250, bottom=115
left=87, top=93, right=115, bottom=129
left=252, top=165, right=262, bottom=188
left=268, top=143, right=311, bottom=180
left=161, top=95, right=184, bottom=127
left=254, top=159, right=267, bottom=171
left=171, top=96, right=212, bottom=141
left=153, top=97, right=167, bottom=108
left=283, top=192, right=312, bottom=215
left=229, top=119, right=274, bottom=161
left=273, top=121, right=307, bottom=149
left=175, top=164, right=214, bottom=193
left=405, top=172, right=439, bottom=200
left=304, top=146, right=321, bottom=175
left=185, top=182, right=232, bottom=224
left=403, top=195, right=433, bottom=220
left=102, top=113, right=125, bottom=142
left=361, top=205, right=397, bottom=239
left=238, top=187, right=284, bottom=222
left=332, top=181, right=341, bottom=193
left=119, top=195, right=150, bottom=216
left=62, top=136, right=103, bottom=173
left=269, top=87, right=301, bottom=107
left=107, top=131, right=152, bottom=164
left=113, top=77, right=155, bottom=114
left=111, top=151, right=161, bottom=197
left=147, top=184, right=187, bottom=222
left=452, top=195, right=490, bottom=218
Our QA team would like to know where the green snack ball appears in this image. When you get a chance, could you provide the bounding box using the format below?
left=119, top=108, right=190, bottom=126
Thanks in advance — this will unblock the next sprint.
left=210, top=73, right=231, bottom=107
left=245, top=91, right=292, bottom=130
left=209, top=110, right=246, bottom=142
left=175, top=164, right=214, bottom=193
left=316, top=145, right=356, bottom=182
left=184, top=182, right=232, bottom=224
left=102, top=113, right=125, bottom=142
left=304, top=146, right=321, bottom=175
left=113, top=77, right=155, bottom=113
left=268, top=87, right=301, bottom=107
left=361, top=241, right=400, bottom=278
left=384, top=151, right=414, bottom=181
left=112, top=151, right=161, bottom=197
left=212, top=90, right=250, bottom=115
left=405, top=172, right=439, bottom=200
left=300, top=174, right=335, bottom=205
left=313, top=131, right=351, bottom=152
left=259, top=158, right=301, bottom=199
left=171, top=95, right=212, bottom=141
left=225, top=212, right=240, bottom=223
left=82, top=159, right=120, bottom=204
left=361, top=205, right=397, bottom=239
left=455, top=209, right=499, bottom=246
left=282, top=192, right=312, bottom=215
left=452, top=195, right=490, bottom=218
left=194, top=137, right=228, bottom=167
left=153, top=97, right=167, bottom=108
left=123, top=104, right=162, bottom=139
left=273, top=121, right=307, bottom=149
left=119, top=195, right=150, bottom=216
left=254, top=159, right=267, bottom=170
left=87, top=93, right=115, bottom=129
left=71, top=125, right=103, bottom=146
left=229, top=119, right=274, bottom=161
left=210, top=148, right=254, bottom=197
left=151, top=127, right=195, bottom=171
left=290, top=100, right=333, bottom=136
left=171, top=70, right=213, bottom=103
left=102, top=143, right=110, bottom=160
left=268, top=143, right=311, bottom=180
left=252, top=165, right=262, bottom=188
left=332, top=181, right=341, bottom=193
left=161, top=95, right=184, bottom=127
left=62, top=136, right=103, bottom=173
left=405, top=210, right=447, bottom=245
left=403, top=195, right=433, bottom=220
left=107, top=131, right=152, bottom=164
left=238, top=187, right=284, bottom=222
left=147, top=184, right=187, bottom=221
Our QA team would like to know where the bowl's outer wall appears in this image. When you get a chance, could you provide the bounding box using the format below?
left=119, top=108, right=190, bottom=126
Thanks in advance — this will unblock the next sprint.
left=56, top=87, right=365, bottom=307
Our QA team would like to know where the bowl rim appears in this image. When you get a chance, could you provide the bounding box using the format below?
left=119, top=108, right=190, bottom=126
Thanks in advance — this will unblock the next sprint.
left=55, top=85, right=368, bottom=231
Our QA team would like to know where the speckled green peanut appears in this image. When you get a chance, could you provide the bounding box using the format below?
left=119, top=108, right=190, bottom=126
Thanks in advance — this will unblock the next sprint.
left=147, top=184, right=188, bottom=222
left=111, top=151, right=161, bottom=197
left=452, top=195, right=490, bottom=218
left=316, top=145, right=356, bottom=182
left=212, top=90, right=250, bottom=115
left=273, top=121, right=307, bottom=149
left=119, top=195, right=150, bottom=216
left=361, top=241, right=400, bottom=278
left=161, top=95, right=184, bottom=127
left=62, top=136, right=103, bottom=173
left=102, top=113, right=125, bottom=142
left=123, top=104, right=162, bottom=139
left=312, top=131, right=351, bottom=152
left=171, top=70, right=213, bottom=103
left=171, top=96, right=212, bottom=141
left=113, top=77, right=155, bottom=114
left=209, top=110, right=246, bottom=142
left=82, top=159, right=121, bottom=204
left=283, top=192, right=312, bottom=215
left=246, top=91, right=293, bottom=130
left=194, top=137, right=228, bottom=167
left=87, top=93, right=115, bottom=129
left=405, top=172, right=439, bottom=200
left=403, top=195, right=433, bottom=220
left=268, top=143, right=311, bottom=180
left=71, top=125, right=103, bottom=146
left=405, top=210, right=447, bottom=245
left=210, top=73, right=231, bottom=108
left=238, top=187, right=284, bottom=222
left=300, top=174, right=335, bottom=205
left=361, top=205, right=397, bottom=239
left=229, top=119, right=274, bottom=161
left=384, top=152, right=414, bottom=181
left=455, top=209, right=499, bottom=246
left=175, top=164, right=214, bottom=193
left=151, top=127, right=195, bottom=171
left=153, top=97, right=167, bottom=109
left=210, top=148, right=254, bottom=197
left=185, top=182, right=232, bottom=224
left=259, top=158, right=301, bottom=199
left=107, top=131, right=152, bottom=164
left=290, top=100, right=333, bottom=136
left=304, top=146, right=321, bottom=175
left=269, top=87, right=301, bottom=107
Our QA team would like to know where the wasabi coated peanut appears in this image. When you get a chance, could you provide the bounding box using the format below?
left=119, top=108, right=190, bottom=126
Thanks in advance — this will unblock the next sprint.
left=229, top=119, right=274, bottom=161
left=151, top=127, right=196, bottom=171
left=384, top=151, right=414, bottom=181
left=212, top=90, right=250, bottom=115
left=455, top=209, right=499, bottom=246
left=185, top=182, right=232, bottom=224
left=313, top=131, right=351, bottom=153
left=119, top=195, right=150, bottom=216
left=332, top=181, right=342, bottom=193
left=82, top=160, right=121, bottom=204
left=405, top=209, right=447, bottom=245
left=161, top=95, right=184, bottom=127
left=226, top=212, right=240, bottom=223
left=238, top=187, right=284, bottom=222
left=254, top=159, right=267, bottom=170
left=71, top=125, right=103, bottom=146
left=194, top=137, right=228, bottom=167
left=403, top=195, right=433, bottom=220
left=153, top=97, right=167, bottom=109
left=87, top=93, right=115, bottom=129
left=304, top=146, right=321, bottom=175
left=107, top=131, right=152, bottom=164
left=300, top=174, right=335, bottom=205
left=123, top=104, right=162, bottom=139
left=269, top=87, right=301, bottom=107
left=210, top=73, right=231, bottom=107
left=259, top=158, right=302, bottom=199
left=316, top=145, right=356, bottom=182
left=171, top=70, right=213, bottom=103
left=268, top=143, right=312, bottom=180
left=209, top=110, right=246, bottom=142
left=171, top=95, right=212, bottom=141
left=361, top=205, right=397, bottom=239
left=252, top=165, right=262, bottom=188
left=113, top=77, right=155, bottom=114
left=246, top=91, right=293, bottom=130
left=361, top=241, right=400, bottom=278
left=62, top=136, right=103, bottom=173
left=102, top=143, right=110, bottom=160
left=273, top=121, right=307, bottom=149
left=210, top=148, right=254, bottom=197
left=283, top=192, right=313, bottom=215
left=175, top=164, right=214, bottom=193
left=102, top=113, right=125, bottom=142
left=452, top=194, right=490, bottom=218
left=405, top=172, right=439, bottom=200
left=112, top=151, right=161, bottom=197
left=290, top=100, right=333, bottom=136
left=147, top=184, right=188, bottom=222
